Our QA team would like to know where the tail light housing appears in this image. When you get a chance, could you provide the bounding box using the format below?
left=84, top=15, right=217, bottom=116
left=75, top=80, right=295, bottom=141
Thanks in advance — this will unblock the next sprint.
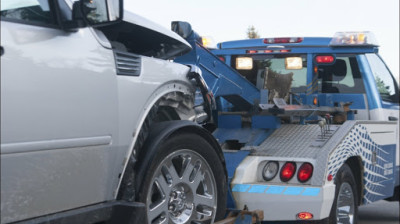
left=297, top=163, right=313, bottom=183
left=280, top=162, right=296, bottom=182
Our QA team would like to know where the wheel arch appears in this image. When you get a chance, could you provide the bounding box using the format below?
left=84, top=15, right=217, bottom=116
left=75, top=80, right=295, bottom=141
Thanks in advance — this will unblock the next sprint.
left=133, top=120, right=227, bottom=194
left=116, top=80, right=196, bottom=201
left=345, top=156, right=364, bottom=206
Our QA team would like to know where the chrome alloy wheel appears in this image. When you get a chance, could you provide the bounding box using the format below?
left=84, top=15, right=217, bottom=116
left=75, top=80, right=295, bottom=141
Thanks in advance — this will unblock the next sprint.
left=336, top=182, right=355, bottom=224
left=145, top=149, right=217, bottom=224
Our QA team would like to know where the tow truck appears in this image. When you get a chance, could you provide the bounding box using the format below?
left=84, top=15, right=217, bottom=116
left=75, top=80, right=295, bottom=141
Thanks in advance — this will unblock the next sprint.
left=173, top=23, right=399, bottom=223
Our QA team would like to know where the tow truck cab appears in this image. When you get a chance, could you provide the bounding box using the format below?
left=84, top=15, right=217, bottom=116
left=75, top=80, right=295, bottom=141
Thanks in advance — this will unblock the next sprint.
left=213, top=33, right=399, bottom=123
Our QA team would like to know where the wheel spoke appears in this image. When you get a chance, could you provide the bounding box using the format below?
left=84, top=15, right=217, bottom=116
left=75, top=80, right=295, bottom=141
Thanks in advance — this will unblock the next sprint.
left=194, top=194, right=215, bottom=208
left=166, top=161, right=181, bottom=182
left=191, top=172, right=204, bottom=190
left=155, top=176, right=170, bottom=196
left=148, top=199, right=168, bottom=222
left=338, top=205, right=350, bottom=214
left=182, top=158, right=195, bottom=181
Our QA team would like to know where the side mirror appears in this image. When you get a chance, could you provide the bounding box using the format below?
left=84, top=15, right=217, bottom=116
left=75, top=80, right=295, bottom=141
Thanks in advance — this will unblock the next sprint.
left=80, top=0, right=123, bottom=27
left=171, top=21, right=193, bottom=39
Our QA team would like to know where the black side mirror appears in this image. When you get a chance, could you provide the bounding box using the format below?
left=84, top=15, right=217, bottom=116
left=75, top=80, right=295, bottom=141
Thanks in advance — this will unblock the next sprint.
left=80, top=0, right=123, bottom=27
left=171, top=21, right=193, bottom=39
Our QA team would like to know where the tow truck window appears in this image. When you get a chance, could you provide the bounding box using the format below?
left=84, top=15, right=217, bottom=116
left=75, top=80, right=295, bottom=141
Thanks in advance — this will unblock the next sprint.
left=1, top=0, right=54, bottom=26
left=365, top=54, right=399, bottom=103
left=317, top=56, right=365, bottom=93
left=231, top=54, right=308, bottom=92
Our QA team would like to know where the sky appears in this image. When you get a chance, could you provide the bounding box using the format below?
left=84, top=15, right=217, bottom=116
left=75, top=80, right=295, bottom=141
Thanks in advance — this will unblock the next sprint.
left=125, top=0, right=399, bottom=83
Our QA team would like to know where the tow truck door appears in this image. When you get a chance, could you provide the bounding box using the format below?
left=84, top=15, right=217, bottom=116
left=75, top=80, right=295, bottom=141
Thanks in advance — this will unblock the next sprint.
left=363, top=53, right=400, bottom=167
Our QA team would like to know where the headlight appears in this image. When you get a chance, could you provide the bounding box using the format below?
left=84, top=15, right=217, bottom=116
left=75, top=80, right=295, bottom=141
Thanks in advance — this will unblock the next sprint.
left=262, top=161, right=279, bottom=181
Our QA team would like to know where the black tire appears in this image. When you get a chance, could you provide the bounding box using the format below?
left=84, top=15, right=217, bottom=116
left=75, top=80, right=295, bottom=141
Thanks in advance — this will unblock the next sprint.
left=137, top=132, right=227, bottom=224
left=328, top=164, right=358, bottom=224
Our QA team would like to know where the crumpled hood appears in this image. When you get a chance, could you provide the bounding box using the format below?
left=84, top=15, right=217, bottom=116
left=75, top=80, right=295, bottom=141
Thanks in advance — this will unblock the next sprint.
left=123, top=11, right=192, bottom=53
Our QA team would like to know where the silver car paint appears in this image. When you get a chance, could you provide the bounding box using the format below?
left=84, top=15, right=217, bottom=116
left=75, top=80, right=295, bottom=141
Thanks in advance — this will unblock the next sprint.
left=1, top=13, right=193, bottom=224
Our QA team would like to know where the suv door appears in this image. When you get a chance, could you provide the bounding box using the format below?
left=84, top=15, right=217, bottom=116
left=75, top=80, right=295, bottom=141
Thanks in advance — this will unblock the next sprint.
left=1, top=1, right=119, bottom=222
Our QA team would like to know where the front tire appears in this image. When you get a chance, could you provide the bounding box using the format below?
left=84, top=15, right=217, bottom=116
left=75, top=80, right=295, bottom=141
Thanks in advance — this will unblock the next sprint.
left=137, top=133, right=226, bottom=224
left=328, top=164, right=358, bottom=224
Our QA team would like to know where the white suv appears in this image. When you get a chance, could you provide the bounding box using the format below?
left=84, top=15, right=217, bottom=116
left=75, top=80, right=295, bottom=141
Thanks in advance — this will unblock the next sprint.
left=0, top=0, right=226, bottom=223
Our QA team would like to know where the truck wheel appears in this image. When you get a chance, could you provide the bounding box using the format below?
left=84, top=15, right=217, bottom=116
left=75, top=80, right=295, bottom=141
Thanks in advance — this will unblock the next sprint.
left=137, top=133, right=226, bottom=224
left=328, top=164, right=358, bottom=224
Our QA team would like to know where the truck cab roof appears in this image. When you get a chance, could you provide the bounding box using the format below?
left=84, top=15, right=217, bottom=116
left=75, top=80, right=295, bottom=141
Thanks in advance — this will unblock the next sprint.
left=217, top=35, right=379, bottom=54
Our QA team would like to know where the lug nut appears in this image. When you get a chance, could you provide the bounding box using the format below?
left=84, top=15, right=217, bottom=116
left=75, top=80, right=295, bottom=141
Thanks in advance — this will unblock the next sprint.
left=171, top=192, right=177, bottom=198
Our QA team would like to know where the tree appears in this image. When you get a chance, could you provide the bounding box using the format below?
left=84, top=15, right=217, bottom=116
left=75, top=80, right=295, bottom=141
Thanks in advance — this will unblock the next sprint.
left=246, top=25, right=260, bottom=39
left=375, top=76, right=390, bottom=95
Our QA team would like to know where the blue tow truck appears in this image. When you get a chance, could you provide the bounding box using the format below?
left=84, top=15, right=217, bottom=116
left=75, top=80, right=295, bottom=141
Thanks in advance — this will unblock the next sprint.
left=173, top=22, right=399, bottom=223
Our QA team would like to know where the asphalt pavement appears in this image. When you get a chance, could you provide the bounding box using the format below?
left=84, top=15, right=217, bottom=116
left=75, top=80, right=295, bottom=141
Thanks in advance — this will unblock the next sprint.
left=359, top=200, right=399, bottom=224
left=261, top=200, right=399, bottom=224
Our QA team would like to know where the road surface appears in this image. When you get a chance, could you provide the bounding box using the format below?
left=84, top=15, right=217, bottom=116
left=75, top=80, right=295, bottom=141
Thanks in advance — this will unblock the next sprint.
left=359, top=200, right=399, bottom=224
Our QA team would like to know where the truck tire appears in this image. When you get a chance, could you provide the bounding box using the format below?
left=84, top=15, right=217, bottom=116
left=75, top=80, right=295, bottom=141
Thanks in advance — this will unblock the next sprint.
left=328, top=164, right=358, bottom=224
left=137, top=132, right=226, bottom=224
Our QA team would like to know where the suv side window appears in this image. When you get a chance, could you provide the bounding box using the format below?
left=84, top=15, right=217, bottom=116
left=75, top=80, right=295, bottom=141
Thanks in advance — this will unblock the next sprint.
left=1, top=0, right=54, bottom=26
left=366, top=53, right=399, bottom=103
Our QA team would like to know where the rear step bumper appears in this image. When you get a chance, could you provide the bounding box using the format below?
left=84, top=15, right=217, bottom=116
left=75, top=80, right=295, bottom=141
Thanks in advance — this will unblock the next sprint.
left=231, top=183, right=335, bottom=221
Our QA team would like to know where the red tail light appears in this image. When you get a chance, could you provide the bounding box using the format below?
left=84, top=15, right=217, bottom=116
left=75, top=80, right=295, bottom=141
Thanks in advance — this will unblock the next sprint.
left=280, top=162, right=296, bottom=182
left=315, top=55, right=334, bottom=64
left=297, top=163, right=313, bottom=183
left=218, top=56, right=225, bottom=62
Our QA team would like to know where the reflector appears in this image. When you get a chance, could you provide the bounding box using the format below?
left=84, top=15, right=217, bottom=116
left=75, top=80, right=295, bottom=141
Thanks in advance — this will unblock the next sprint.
left=297, top=212, right=313, bottom=220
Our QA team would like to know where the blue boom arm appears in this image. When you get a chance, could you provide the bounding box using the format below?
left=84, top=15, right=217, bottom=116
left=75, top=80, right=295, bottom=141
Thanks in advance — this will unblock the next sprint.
left=173, top=22, right=260, bottom=111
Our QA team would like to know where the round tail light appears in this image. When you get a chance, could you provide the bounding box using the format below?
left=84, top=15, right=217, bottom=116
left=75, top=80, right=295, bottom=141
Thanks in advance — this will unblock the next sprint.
left=298, top=163, right=313, bottom=183
left=262, top=161, right=279, bottom=181
left=280, top=162, right=296, bottom=182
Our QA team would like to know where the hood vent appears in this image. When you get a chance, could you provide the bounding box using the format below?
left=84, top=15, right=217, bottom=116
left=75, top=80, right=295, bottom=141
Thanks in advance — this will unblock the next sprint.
left=114, top=51, right=141, bottom=76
